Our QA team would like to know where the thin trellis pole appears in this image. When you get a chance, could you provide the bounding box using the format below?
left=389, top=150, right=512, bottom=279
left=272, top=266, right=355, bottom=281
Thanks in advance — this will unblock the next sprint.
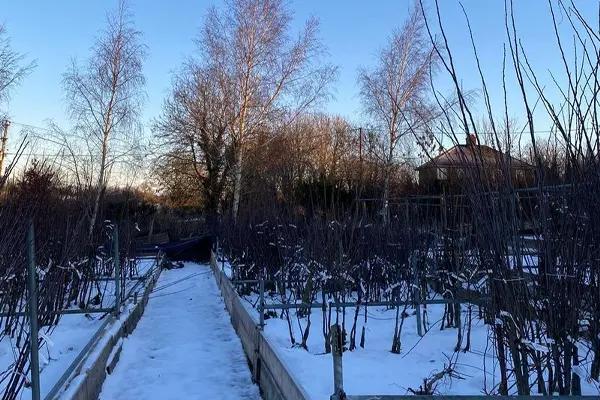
left=27, top=221, right=40, bottom=400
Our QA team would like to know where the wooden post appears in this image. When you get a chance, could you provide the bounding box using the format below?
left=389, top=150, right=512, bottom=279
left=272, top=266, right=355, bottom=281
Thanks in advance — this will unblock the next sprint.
left=27, top=221, right=41, bottom=400
left=414, top=272, right=423, bottom=337
left=220, top=242, right=226, bottom=274
left=410, top=255, right=423, bottom=337
left=330, top=325, right=346, bottom=400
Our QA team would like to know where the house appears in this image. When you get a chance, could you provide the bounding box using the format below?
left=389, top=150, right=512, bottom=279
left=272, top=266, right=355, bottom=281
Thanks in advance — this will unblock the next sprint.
left=416, top=134, right=534, bottom=191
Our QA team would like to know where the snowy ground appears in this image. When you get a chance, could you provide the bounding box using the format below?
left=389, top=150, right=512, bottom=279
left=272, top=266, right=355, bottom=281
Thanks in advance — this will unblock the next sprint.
left=242, top=292, right=600, bottom=398
left=0, top=257, right=156, bottom=399
left=218, top=253, right=599, bottom=398
left=99, top=263, right=261, bottom=400
left=256, top=300, right=499, bottom=397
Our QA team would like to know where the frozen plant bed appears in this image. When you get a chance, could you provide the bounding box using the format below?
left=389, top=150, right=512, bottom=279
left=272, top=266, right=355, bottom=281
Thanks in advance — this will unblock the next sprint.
left=239, top=292, right=599, bottom=398
left=0, top=312, right=105, bottom=398
left=0, top=257, right=156, bottom=398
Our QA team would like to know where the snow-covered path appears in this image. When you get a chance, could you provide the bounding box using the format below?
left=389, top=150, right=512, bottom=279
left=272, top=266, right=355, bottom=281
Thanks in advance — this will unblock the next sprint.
left=100, top=263, right=261, bottom=400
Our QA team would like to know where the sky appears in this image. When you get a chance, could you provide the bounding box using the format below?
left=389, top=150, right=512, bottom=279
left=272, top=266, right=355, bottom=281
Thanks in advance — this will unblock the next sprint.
left=1, top=0, right=598, bottom=151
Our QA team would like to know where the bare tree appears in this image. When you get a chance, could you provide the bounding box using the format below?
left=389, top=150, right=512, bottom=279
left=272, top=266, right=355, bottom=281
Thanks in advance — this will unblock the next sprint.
left=358, top=2, right=436, bottom=223
left=0, top=25, right=34, bottom=104
left=155, top=64, right=232, bottom=219
left=200, top=0, right=337, bottom=222
left=63, top=0, right=145, bottom=238
left=0, top=25, right=34, bottom=187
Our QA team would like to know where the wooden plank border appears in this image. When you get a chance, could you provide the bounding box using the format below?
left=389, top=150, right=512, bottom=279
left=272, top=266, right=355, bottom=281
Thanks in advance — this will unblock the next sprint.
left=210, top=251, right=311, bottom=400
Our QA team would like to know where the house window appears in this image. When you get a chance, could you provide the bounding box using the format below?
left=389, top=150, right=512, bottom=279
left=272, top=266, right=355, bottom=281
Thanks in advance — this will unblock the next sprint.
left=437, top=167, right=448, bottom=180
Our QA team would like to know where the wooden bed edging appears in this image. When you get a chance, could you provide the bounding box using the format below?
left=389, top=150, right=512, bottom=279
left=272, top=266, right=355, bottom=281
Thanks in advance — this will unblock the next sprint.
left=53, top=260, right=162, bottom=400
left=210, top=251, right=311, bottom=400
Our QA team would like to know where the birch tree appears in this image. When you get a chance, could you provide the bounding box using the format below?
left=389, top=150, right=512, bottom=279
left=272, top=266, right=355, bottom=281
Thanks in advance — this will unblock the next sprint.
left=359, top=3, right=436, bottom=223
left=200, top=0, right=336, bottom=221
left=0, top=25, right=34, bottom=104
left=63, top=1, right=145, bottom=238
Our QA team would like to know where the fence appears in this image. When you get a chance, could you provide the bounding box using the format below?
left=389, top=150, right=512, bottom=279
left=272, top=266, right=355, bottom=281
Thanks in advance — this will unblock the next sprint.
left=229, top=275, right=486, bottom=339
left=2, top=220, right=162, bottom=400
left=217, top=255, right=599, bottom=399
left=56, top=252, right=163, bottom=400
left=357, top=183, right=577, bottom=237
left=328, top=325, right=600, bottom=399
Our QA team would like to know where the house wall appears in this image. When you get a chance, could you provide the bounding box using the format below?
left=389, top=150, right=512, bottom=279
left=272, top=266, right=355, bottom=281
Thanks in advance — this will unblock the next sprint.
left=417, top=168, right=438, bottom=188
left=418, top=165, right=535, bottom=193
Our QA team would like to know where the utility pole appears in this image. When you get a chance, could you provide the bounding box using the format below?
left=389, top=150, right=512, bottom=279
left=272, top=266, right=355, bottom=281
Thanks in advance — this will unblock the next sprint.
left=0, top=119, right=9, bottom=177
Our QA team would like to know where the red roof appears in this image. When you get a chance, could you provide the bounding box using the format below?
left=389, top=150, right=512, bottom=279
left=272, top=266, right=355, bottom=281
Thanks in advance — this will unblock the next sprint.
left=416, top=144, right=533, bottom=171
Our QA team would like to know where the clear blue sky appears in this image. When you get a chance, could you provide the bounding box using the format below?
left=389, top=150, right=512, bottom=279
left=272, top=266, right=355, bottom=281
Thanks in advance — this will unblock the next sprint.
left=1, top=0, right=597, bottom=142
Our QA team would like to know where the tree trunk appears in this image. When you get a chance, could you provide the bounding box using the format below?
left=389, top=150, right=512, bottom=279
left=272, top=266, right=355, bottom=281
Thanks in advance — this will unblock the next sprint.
left=88, top=174, right=106, bottom=239
left=381, top=169, right=390, bottom=224
left=147, top=211, right=156, bottom=241
left=88, top=121, right=110, bottom=239
left=572, top=343, right=581, bottom=395
left=232, top=144, right=243, bottom=223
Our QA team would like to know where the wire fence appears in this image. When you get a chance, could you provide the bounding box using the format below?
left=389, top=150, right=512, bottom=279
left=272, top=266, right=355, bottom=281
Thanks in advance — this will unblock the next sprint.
left=2, top=220, right=164, bottom=400
left=214, top=242, right=600, bottom=399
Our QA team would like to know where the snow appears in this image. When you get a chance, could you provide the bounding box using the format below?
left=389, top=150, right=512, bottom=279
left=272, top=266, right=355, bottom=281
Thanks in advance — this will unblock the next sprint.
left=0, top=257, right=156, bottom=399
left=28, top=314, right=104, bottom=398
left=240, top=291, right=600, bottom=398
left=258, top=301, right=496, bottom=397
left=99, top=263, right=261, bottom=400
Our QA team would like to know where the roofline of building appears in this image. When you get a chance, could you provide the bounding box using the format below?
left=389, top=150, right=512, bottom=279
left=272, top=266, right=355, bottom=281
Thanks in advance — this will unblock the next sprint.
left=416, top=144, right=535, bottom=171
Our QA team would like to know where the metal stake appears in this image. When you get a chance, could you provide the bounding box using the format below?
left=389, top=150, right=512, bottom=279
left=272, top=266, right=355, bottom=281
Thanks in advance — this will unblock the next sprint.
left=221, top=246, right=225, bottom=274
left=27, top=221, right=40, bottom=400
left=259, top=278, right=265, bottom=330
left=113, top=224, right=121, bottom=316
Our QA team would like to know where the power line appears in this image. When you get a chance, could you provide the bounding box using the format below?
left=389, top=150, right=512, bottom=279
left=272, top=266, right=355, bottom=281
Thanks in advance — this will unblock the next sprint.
left=8, top=119, right=580, bottom=137
left=4, top=152, right=149, bottom=162
left=10, top=121, right=55, bottom=133
left=6, top=152, right=90, bottom=157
